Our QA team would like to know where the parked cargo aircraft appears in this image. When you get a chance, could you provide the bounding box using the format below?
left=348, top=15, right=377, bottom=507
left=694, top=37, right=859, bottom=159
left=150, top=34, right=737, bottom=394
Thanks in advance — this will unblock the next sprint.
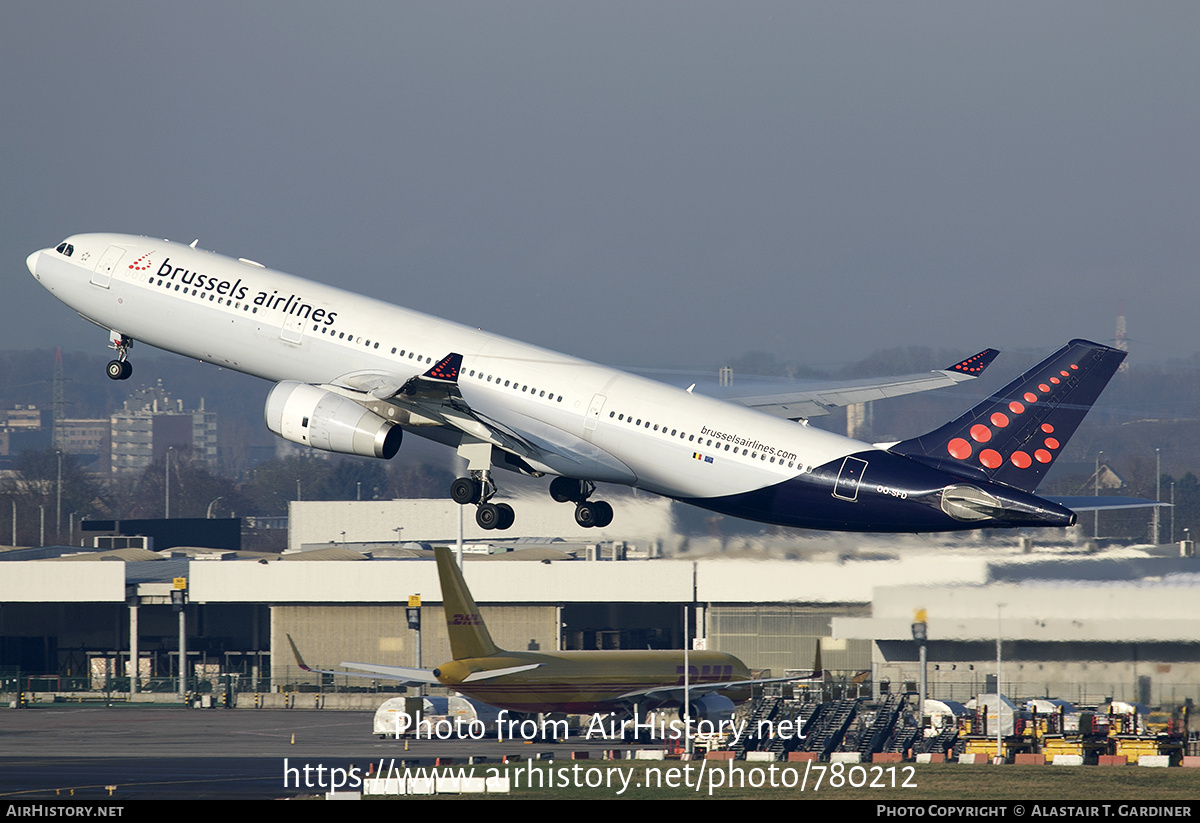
left=288, top=547, right=820, bottom=715
left=27, top=234, right=1125, bottom=532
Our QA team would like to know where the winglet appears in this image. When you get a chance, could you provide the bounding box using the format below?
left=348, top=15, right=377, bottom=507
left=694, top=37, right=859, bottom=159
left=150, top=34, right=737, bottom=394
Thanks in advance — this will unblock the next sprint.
left=286, top=633, right=313, bottom=672
left=945, top=348, right=999, bottom=376
left=424, top=353, right=463, bottom=384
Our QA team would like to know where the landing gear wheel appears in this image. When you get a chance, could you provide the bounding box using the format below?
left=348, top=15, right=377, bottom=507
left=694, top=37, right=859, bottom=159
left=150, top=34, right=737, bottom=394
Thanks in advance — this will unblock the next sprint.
left=106, top=360, right=131, bottom=380
left=476, top=503, right=500, bottom=530
left=575, top=502, right=597, bottom=528
left=495, top=503, right=515, bottom=530
left=550, top=477, right=583, bottom=503
left=450, top=477, right=481, bottom=505
left=592, top=500, right=613, bottom=528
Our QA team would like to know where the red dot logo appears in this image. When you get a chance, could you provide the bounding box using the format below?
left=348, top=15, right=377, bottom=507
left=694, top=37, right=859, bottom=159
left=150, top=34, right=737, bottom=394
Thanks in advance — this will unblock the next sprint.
left=1024, top=392, right=1038, bottom=403
left=979, top=449, right=1002, bottom=469
left=948, top=438, right=972, bottom=459
left=1041, top=423, right=1054, bottom=433
left=126, top=252, right=154, bottom=272
left=991, top=412, right=1009, bottom=427
left=1035, top=449, right=1052, bottom=463
left=1038, top=383, right=1051, bottom=393
left=1045, top=438, right=1060, bottom=449
left=1009, top=401, right=1025, bottom=414
left=970, top=424, right=992, bottom=443
left=1011, top=451, right=1032, bottom=468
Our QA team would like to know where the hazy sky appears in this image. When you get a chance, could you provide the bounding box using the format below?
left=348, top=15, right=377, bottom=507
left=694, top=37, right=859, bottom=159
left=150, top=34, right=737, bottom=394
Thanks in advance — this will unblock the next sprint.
left=4, top=2, right=1197, bottom=371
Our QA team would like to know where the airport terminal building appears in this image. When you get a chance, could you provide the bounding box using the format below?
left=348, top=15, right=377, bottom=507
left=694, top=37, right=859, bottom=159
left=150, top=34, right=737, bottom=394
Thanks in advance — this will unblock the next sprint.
left=1, top=499, right=1198, bottom=709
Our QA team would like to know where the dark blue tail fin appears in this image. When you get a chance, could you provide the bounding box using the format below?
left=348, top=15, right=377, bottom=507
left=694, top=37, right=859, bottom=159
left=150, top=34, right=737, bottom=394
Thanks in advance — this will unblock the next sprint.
left=891, top=339, right=1125, bottom=493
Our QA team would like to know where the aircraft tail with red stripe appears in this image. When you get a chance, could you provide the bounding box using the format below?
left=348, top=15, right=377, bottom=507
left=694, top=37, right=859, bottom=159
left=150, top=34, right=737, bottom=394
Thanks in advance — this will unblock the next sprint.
left=890, top=339, right=1125, bottom=494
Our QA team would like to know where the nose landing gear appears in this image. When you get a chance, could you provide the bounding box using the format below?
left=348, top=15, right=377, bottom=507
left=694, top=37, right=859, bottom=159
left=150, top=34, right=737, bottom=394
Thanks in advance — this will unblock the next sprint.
left=105, top=334, right=134, bottom=380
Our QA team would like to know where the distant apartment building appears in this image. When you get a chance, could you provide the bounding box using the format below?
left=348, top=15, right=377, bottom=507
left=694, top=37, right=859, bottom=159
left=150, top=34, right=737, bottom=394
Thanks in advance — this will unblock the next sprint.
left=56, top=418, right=111, bottom=473
left=0, top=406, right=52, bottom=465
left=109, top=382, right=218, bottom=475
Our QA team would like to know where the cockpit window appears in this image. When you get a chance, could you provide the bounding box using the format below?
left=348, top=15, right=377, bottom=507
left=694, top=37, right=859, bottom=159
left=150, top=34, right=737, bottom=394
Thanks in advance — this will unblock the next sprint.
left=55, top=242, right=74, bottom=257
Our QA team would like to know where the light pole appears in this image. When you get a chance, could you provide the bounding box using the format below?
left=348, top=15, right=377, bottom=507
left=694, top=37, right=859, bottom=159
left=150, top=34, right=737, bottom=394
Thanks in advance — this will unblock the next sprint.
left=165, top=446, right=173, bottom=519
left=1154, top=448, right=1161, bottom=545
left=56, top=450, right=62, bottom=541
left=912, top=610, right=928, bottom=732
left=995, top=603, right=1005, bottom=764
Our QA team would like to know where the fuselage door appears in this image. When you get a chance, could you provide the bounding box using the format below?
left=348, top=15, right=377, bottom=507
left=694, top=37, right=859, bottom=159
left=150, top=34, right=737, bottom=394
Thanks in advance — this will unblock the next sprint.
left=832, top=456, right=868, bottom=501
left=583, top=393, right=607, bottom=440
left=90, top=246, right=125, bottom=288
left=280, top=314, right=304, bottom=345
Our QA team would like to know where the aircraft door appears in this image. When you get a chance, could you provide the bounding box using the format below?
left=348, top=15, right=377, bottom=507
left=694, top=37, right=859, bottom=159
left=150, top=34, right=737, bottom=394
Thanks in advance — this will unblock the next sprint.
left=583, top=393, right=607, bottom=441
left=280, top=314, right=304, bottom=344
left=832, top=456, right=868, bottom=501
left=90, top=246, right=126, bottom=288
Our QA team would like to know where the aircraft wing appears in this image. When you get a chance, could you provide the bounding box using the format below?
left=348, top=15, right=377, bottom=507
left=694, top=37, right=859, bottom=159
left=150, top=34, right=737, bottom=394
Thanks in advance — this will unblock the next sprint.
left=330, top=353, right=549, bottom=468
left=286, top=634, right=440, bottom=685
left=616, top=672, right=821, bottom=704
left=726, top=348, right=999, bottom=421
left=617, top=641, right=823, bottom=704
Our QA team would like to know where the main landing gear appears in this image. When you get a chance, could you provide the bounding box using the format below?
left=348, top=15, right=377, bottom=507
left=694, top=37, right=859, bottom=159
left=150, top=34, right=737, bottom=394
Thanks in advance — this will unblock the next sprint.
left=105, top=334, right=134, bottom=381
left=549, top=477, right=613, bottom=528
left=451, top=472, right=515, bottom=531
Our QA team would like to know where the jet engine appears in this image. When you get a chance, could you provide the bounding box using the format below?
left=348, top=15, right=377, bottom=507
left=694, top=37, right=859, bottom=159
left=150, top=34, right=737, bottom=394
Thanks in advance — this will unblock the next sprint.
left=265, top=381, right=402, bottom=459
left=682, top=694, right=736, bottom=724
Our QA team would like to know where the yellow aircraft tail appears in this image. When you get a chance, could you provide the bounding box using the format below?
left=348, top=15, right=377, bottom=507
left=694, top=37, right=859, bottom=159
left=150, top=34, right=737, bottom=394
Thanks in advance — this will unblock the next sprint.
left=435, top=547, right=501, bottom=659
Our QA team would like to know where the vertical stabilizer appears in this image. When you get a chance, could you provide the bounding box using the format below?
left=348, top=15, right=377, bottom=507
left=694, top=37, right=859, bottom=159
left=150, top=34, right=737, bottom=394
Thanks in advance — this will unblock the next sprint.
left=435, top=547, right=501, bottom=660
left=891, top=339, right=1125, bottom=493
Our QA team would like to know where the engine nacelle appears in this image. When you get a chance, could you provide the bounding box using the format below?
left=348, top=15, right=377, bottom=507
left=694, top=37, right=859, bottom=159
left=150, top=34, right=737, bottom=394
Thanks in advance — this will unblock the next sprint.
left=265, top=381, right=402, bottom=459
left=681, top=694, right=736, bottom=724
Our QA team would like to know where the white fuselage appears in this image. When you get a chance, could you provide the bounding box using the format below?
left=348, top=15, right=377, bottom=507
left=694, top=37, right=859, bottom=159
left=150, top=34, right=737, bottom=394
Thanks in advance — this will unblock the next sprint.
left=27, top=234, right=867, bottom=506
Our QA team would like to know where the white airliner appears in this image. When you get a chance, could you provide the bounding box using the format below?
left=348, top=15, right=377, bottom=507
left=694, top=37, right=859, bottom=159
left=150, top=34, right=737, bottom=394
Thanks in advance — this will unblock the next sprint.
left=26, top=234, right=1125, bottom=532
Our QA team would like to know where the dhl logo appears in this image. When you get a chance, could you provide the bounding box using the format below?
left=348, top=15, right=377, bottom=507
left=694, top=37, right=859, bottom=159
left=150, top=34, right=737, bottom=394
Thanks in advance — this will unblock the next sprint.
left=451, top=613, right=483, bottom=625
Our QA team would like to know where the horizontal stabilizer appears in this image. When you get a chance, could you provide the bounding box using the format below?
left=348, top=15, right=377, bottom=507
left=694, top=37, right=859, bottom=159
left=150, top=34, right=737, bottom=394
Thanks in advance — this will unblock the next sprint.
left=286, top=634, right=440, bottom=685
left=339, top=662, right=442, bottom=684
left=1048, top=496, right=1170, bottom=513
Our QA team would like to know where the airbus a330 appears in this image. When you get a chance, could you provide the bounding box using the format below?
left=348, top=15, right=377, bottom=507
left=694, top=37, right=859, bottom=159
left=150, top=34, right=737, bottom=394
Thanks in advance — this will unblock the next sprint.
left=27, top=234, right=1126, bottom=532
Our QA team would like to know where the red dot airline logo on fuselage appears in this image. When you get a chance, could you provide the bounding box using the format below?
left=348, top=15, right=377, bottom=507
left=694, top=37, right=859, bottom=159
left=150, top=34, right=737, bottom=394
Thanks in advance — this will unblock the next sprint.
left=127, top=252, right=154, bottom=271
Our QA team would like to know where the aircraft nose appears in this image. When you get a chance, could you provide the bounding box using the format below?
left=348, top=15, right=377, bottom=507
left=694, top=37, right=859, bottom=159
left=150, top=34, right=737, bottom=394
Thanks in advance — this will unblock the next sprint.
left=26, top=250, right=40, bottom=277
